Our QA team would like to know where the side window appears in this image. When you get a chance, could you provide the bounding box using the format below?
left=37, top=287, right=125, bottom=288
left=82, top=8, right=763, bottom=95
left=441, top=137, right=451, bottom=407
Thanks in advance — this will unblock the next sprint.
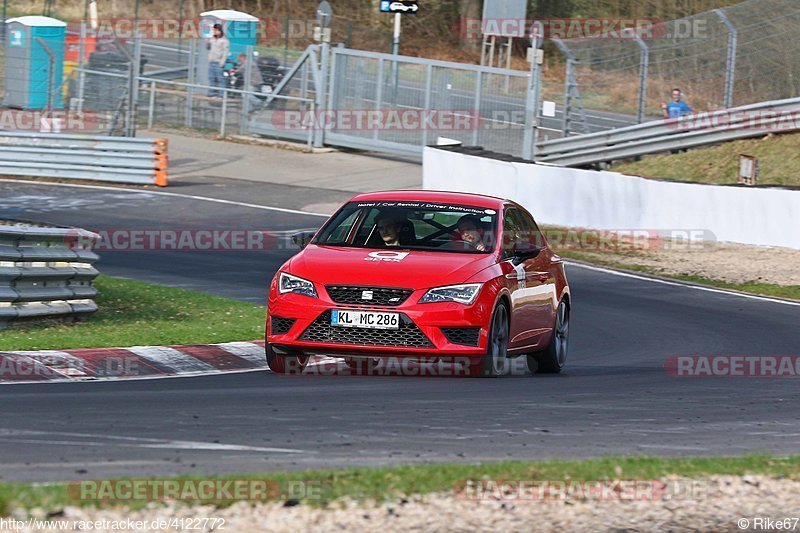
left=517, top=208, right=546, bottom=250
left=328, top=210, right=362, bottom=243
left=502, top=208, right=524, bottom=257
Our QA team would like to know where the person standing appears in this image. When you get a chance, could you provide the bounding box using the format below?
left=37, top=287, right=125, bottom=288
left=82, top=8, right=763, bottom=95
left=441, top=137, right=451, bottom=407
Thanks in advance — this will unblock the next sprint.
left=661, top=88, right=693, bottom=119
left=206, top=23, right=229, bottom=98
left=234, top=52, right=265, bottom=112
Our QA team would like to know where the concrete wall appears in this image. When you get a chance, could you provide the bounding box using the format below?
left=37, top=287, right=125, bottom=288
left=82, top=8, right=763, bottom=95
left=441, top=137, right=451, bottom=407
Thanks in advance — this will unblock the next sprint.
left=422, top=147, right=800, bottom=249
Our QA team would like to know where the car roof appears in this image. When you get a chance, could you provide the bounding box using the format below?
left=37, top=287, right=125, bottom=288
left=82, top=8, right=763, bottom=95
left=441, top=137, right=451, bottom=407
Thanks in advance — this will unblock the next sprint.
left=348, top=190, right=506, bottom=210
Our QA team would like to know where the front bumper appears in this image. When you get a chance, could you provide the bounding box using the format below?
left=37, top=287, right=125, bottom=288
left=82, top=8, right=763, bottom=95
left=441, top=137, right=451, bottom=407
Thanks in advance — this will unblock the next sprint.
left=267, top=289, right=494, bottom=358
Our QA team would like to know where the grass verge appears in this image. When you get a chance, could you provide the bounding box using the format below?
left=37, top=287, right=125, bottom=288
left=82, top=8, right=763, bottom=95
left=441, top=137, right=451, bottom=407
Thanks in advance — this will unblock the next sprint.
left=557, top=249, right=800, bottom=301
left=1, top=455, right=799, bottom=515
left=0, top=275, right=265, bottom=351
left=612, top=131, right=800, bottom=186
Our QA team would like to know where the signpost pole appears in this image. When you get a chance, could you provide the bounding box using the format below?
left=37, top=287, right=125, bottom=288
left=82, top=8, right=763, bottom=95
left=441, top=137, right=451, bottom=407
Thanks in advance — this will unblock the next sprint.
left=391, top=12, right=401, bottom=101
left=392, top=12, right=401, bottom=55
left=380, top=1, right=417, bottom=100
left=522, top=21, right=544, bottom=161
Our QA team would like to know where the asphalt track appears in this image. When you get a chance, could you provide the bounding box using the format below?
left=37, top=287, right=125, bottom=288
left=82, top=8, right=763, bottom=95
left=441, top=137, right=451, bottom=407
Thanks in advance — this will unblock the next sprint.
left=1, top=179, right=799, bottom=483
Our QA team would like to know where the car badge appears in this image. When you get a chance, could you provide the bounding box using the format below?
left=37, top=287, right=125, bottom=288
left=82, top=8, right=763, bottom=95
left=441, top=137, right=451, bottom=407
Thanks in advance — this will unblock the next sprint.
left=362, top=290, right=374, bottom=300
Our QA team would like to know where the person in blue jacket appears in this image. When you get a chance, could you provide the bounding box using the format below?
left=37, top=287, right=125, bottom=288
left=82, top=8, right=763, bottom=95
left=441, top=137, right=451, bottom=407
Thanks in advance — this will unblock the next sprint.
left=661, top=88, right=693, bottom=118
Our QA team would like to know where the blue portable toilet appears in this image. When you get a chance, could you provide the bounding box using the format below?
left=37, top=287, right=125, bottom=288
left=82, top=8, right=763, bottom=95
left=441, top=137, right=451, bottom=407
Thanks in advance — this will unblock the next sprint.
left=196, top=9, right=258, bottom=86
left=4, top=16, right=66, bottom=109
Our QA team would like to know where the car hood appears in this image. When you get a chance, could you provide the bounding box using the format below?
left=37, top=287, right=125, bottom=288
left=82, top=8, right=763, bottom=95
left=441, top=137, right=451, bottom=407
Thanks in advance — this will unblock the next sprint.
left=286, top=245, right=497, bottom=290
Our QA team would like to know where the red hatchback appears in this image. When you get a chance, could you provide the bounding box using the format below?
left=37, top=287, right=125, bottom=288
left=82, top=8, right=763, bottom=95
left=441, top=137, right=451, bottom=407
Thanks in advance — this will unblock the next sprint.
left=266, top=191, right=570, bottom=377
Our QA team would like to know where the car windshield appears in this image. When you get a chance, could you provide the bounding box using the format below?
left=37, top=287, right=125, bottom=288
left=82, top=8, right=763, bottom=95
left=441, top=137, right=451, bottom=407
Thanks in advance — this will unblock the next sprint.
left=313, top=201, right=498, bottom=253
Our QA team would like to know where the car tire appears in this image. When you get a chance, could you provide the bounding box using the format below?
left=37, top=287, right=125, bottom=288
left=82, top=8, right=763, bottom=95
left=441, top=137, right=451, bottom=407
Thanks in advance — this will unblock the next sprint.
left=266, top=343, right=309, bottom=374
left=528, top=299, right=569, bottom=374
left=470, top=301, right=510, bottom=378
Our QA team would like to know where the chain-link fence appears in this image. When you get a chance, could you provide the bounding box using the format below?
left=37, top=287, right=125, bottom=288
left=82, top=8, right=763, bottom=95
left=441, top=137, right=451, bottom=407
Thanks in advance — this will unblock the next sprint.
left=556, top=0, right=800, bottom=130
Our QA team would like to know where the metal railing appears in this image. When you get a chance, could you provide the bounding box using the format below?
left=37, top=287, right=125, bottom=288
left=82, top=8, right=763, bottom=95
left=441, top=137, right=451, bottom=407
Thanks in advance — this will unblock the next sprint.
left=71, top=65, right=316, bottom=145
left=0, top=220, right=100, bottom=329
left=536, top=97, right=800, bottom=167
left=135, top=75, right=316, bottom=144
left=0, top=132, right=168, bottom=185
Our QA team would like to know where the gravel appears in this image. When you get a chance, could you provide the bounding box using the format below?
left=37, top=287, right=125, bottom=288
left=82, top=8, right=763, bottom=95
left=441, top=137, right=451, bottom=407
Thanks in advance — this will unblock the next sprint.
left=16, top=475, right=799, bottom=532
left=563, top=240, right=800, bottom=287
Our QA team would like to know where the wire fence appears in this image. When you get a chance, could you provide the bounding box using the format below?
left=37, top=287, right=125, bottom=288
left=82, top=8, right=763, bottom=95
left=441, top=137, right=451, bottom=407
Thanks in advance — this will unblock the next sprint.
left=556, top=0, right=800, bottom=129
left=1, top=0, right=798, bottom=156
left=0, top=27, right=543, bottom=157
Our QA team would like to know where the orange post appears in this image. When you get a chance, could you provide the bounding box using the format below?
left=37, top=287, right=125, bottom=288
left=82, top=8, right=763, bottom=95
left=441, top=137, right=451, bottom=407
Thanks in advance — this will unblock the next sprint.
left=154, top=138, right=169, bottom=187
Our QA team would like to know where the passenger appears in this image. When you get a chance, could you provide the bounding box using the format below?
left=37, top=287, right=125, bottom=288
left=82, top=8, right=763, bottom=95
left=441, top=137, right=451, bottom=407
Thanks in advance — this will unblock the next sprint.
left=457, top=215, right=487, bottom=251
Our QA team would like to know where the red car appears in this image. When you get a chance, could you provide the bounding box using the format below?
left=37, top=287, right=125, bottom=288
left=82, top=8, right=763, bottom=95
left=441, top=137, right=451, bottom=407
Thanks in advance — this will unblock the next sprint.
left=266, top=191, right=570, bottom=377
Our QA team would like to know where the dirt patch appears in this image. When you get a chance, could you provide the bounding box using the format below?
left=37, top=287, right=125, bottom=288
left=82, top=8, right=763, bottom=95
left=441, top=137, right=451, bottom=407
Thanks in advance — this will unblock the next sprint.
left=544, top=229, right=800, bottom=287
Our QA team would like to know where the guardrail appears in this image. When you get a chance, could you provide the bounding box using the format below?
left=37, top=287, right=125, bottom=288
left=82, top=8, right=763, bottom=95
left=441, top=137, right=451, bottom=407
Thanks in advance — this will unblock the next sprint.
left=536, top=96, right=800, bottom=166
left=0, top=221, right=100, bottom=329
left=0, top=132, right=168, bottom=186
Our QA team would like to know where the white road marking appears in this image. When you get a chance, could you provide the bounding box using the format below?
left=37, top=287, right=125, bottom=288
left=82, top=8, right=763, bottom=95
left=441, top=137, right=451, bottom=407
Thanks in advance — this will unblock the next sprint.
left=637, top=444, right=710, bottom=451
left=138, top=441, right=299, bottom=452
left=127, top=346, right=216, bottom=373
left=566, top=261, right=800, bottom=307
left=0, top=178, right=331, bottom=217
left=0, top=430, right=303, bottom=453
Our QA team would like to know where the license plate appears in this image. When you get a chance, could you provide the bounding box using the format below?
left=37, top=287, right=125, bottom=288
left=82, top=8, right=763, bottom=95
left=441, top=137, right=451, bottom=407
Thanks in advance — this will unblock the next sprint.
left=331, top=310, right=400, bottom=330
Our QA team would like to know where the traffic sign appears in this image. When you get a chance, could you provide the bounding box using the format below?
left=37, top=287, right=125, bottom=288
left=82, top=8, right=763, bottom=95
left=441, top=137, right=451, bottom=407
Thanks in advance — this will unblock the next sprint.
left=380, top=1, right=419, bottom=14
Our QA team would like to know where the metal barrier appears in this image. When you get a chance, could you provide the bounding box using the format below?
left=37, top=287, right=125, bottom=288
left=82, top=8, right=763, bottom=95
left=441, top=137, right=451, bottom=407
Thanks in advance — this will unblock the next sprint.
left=0, top=221, right=100, bottom=329
left=0, top=132, right=168, bottom=185
left=536, top=96, right=800, bottom=167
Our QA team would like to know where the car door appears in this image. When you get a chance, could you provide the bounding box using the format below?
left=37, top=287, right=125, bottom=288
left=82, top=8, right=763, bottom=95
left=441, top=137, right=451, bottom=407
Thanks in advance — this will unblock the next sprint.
left=516, top=206, right=559, bottom=336
left=501, top=206, right=556, bottom=352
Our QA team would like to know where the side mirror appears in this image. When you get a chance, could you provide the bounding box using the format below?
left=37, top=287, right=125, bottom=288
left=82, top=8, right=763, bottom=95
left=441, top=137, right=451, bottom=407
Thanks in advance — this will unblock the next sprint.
left=512, top=244, right=542, bottom=262
left=291, top=230, right=316, bottom=249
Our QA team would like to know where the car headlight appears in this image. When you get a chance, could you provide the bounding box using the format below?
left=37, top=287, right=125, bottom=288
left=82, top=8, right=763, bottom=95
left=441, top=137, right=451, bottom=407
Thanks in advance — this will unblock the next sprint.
left=419, top=283, right=482, bottom=305
left=278, top=272, right=317, bottom=298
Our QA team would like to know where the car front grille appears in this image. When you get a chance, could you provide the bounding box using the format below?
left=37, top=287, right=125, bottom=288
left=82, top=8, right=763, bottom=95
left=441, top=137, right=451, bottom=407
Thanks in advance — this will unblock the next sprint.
left=300, top=310, right=432, bottom=348
left=440, top=327, right=481, bottom=347
left=325, top=286, right=413, bottom=306
left=270, top=316, right=296, bottom=335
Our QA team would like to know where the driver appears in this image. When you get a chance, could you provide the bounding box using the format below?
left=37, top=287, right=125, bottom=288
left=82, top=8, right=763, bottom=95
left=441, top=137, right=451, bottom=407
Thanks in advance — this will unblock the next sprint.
left=375, top=211, right=403, bottom=247
left=457, top=215, right=488, bottom=251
